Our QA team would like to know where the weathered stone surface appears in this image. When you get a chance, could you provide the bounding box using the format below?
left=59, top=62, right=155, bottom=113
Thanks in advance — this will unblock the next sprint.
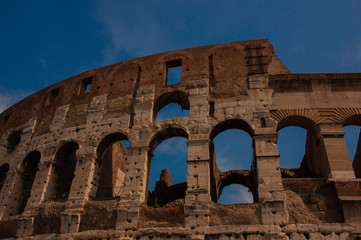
left=0, top=39, right=360, bottom=239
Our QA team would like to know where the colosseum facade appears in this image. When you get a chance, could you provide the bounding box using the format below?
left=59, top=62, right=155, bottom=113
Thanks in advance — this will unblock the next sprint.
left=0, top=39, right=360, bottom=239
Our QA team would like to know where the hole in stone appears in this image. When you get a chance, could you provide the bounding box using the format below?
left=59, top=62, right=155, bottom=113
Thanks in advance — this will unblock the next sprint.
left=78, top=77, right=92, bottom=95
left=7, top=130, right=21, bottom=153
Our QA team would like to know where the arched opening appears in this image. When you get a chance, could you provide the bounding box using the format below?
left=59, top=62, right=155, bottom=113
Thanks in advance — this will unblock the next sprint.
left=210, top=119, right=255, bottom=203
left=18, top=151, right=40, bottom=214
left=52, top=142, right=79, bottom=201
left=213, top=129, right=253, bottom=171
left=0, top=163, right=10, bottom=192
left=155, top=103, right=189, bottom=121
left=277, top=116, right=324, bottom=178
left=217, top=171, right=254, bottom=204
left=147, top=128, right=188, bottom=207
left=7, top=130, right=21, bottom=153
left=343, top=115, right=361, bottom=178
left=95, top=132, right=129, bottom=199
left=343, top=125, right=360, bottom=177
left=153, top=91, right=190, bottom=121
left=277, top=126, right=307, bottom=177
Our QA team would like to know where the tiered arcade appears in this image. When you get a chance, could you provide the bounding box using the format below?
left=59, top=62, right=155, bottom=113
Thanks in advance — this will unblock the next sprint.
left=0, top=39, right=360, bottom=239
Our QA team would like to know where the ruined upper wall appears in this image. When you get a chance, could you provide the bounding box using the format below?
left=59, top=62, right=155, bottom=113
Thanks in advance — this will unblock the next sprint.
left=0, top=39, right=288, bottom=136
left=1, top=40, right=361, bottom=239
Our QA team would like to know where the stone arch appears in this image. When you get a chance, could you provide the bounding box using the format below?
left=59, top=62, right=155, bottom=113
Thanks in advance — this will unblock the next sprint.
left=332, top=108, right=361, bottom=124
left=0, top=163, right=10, bottom=192
left=343, top=114, right=361, bottom=127
left=210, top=119, right=254, bottom=140
left=18, top=150, right=41, bottom=214
left=153, top=90, right=190, bottom=121
left=94, top=132, right=129, bottom=199
left=217, top=170, right=254, bottom=203
left=51, top=142, right=79, bottom=201
left=149, top=126, right=189, bottom=153
left=96, top=132, right=129, bottom=159
left=276, top=115, right=321, bottom=137
left=209, top=119, right=255, bottom=203
left=147, top=126, right=189, bottom=207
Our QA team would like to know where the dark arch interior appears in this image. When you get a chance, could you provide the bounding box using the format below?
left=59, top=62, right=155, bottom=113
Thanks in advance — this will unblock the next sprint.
left=7, top=130, right=21, bottom=153
left=18, top=151, right=40, bottom=214
left=0, top=163, right=10, bottom=192
left=54, top=142, right=79, bottom=201
left=95, top=133, right=129, bottom=199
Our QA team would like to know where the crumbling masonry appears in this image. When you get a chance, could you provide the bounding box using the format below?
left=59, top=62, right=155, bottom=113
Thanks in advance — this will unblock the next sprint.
left=0, top=39, right=361, bottom=239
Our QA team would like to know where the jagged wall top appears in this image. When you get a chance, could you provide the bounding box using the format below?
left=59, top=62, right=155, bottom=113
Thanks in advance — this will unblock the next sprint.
left=0, top=39, right=288, bottom=135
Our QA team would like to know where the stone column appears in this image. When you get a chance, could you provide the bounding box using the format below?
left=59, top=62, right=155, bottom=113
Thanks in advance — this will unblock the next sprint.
left=319, top=124, right=355, bottom=179
left=16, top=157, right=53, bottom=237
left=318, top=124, right=359, bottom=224
left=116, top=145, right=149, bottom=230
left=0, top=169, right=21, bottom=219
left=60, top=150, right=97, bottom=233
left=253, top=133, right=288, bottom=225
left=185, top=139, right=212, bottom=229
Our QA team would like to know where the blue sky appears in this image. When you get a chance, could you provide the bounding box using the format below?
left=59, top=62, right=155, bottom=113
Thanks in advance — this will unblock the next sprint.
left=1, top=1, right=361, bottom=204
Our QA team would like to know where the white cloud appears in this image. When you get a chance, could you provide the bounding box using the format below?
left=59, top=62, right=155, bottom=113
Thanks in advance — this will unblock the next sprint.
left=95, top=1, right=169, bottom=65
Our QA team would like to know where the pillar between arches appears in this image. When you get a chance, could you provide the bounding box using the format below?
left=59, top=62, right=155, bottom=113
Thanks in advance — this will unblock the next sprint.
left=253, top=134, right=288, bottom=225
left=185, top=139, right=211, bottom=228
left=0, top=170, right=19, bottom=219
left=117, top=145, right=149, bottom=230
left=60, top=152, right=97, bottom=233
left=319, top=125, right=356, bottom=179
left=15, top=159, right=53, bottom=237
left=22, top=159, right=52, bottom=214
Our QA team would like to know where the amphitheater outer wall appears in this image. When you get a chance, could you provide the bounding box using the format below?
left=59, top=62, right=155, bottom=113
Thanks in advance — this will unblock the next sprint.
left=0, top=39, right=361, bottom=239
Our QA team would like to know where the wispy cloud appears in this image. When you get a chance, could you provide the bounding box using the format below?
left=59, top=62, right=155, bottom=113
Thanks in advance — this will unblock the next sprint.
left=0, top=87, right=31, bottom=114
left=216, top=148, right=253, bottom=171
left=95, top=1, right=169, bottom=65
left=154, top=137, right=188, bottom=156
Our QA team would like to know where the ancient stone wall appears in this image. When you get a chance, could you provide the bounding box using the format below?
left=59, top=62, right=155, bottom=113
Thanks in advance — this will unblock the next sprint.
left=0, top=39, right=360, bottom=239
